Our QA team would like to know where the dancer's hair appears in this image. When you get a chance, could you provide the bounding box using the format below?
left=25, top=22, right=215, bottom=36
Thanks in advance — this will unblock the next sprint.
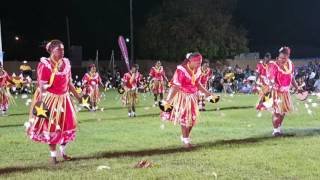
left=46, top=39, right=64, bottom=53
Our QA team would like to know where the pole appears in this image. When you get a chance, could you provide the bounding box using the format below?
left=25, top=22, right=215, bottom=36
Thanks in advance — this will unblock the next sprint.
left=0, top=20, right=3, bottom=65
left=95, top=49, right=99, bottom=70
left=111, top=50, right=115, bottom=77
left=66, top=16, right=71, bottom=52
left=130, top=0, right=134, bottom=65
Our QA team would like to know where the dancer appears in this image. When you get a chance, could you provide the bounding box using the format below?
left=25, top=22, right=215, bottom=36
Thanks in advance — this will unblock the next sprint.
left=256, top=53, right=272, bottom=110
left=198, top=59, right=212, bottom=111
left=160, top=53, right=219, bottom=148
left=121, top=64, right=140, bottom=117
left=26, top=40, right=82, bottom=164
left=135, top=64, right=144, bottom=92
left=148, top=61, right=168, bottom=107
left=0, top=63, right=15, bottom=115
left=82, top=64, right=103, bottom=111
left=267, top=47, right=301, bottom=136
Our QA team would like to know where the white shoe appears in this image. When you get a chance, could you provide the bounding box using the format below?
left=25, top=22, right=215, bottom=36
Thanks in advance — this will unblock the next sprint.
left=153, top=102, right=158, bottom=107
left=1, top=111, right=7, bottom=116
left=128, top=112, right=132, bottom=117
left=272, top=127, right=282, bottom=136
left=132, top=112, right=136, bottom=117
left=181, top=136, right=190, bottom=144
left=181, top=137, right=193, bottom=148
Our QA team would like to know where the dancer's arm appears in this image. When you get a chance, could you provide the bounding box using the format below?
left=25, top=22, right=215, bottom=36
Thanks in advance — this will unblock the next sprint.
left=292, top=77, right=302, bottom=93
left=98, top=75, right=104, bottom=87
left=162, top=71, right=169, bottom=82
left=6, top=77, right=16, bottom=86
left=166, top=85, right=179, bottom=104
left=166, top=69, right=181, bottom=103
left=198, top=83, right=211, bottom=97
left=69, top=81, right=81, bottom=103
left=129, top=73, right=136, bottom=84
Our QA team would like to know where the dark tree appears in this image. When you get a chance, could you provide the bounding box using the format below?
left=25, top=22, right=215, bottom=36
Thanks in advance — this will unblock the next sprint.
left=137, top=0, right=249, bottom=61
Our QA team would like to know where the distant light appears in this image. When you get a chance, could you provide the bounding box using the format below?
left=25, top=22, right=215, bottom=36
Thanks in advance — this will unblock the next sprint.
left=126, top=38, right=130, bottom=42
left=15, top=36, right=20, bottom=41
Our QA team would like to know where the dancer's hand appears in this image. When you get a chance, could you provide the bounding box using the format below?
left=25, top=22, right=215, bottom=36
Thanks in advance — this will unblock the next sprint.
left=77, top=96, right=82, bottom=103
left=159, top=100, right=173, bottom=112
left=206, top=94, right=220, bottom=103
left=38, top=94, right=42, bottom=102
left=165, top=98, right=173, bottom=105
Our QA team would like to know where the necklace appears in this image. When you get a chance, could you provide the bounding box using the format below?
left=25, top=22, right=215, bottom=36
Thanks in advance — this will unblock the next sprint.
left=187, top=64, right=196, bottom=86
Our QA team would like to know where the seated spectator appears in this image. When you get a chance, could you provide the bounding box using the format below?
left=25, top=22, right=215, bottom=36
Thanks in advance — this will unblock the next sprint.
left=314, top=78, right=320, bottom=92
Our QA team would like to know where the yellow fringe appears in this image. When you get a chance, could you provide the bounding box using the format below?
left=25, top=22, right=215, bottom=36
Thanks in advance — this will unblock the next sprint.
left=171, top=91, right=199, bottom=127
left=30, top=89, right=74, bottom=132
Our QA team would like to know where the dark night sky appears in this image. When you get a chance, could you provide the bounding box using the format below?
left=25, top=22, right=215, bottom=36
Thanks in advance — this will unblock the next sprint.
left=1, top=0, right=320, bottom=60
left=235, top=0, right=320, bottom=57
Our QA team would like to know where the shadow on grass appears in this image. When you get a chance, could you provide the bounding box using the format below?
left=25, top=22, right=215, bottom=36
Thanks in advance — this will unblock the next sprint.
left=0, top=111, right=159, bottom=128
left=1, top=128, right=320, bottom=176
left=0, top=165, right=62, bottom=176
left=0, top=112, right=29, bottom=117
left=0, top=124, right=23, bottom=128
left=206, top=106, right=254, bottom=112
left=78, top=105, right=145, bottom=112
left=78, top=113, right=160, bottom=124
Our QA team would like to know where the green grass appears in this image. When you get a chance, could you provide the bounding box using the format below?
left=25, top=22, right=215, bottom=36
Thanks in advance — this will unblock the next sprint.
left=1, top=91, right=320, bottom=179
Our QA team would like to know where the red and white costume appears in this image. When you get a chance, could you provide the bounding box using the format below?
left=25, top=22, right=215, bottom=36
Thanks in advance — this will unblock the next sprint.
left=27, top=57, right=77, bottom=145
left=256, top=62, right=269, bottom=86
left=198, top=68, right=212, bottom=110
left=161, top=65, right=202, bottom=127
left=267, top=60, right=294, bottom=114
left=0, top=71, right=12, bottom=111
left=82, top=72, right=102, bottom=104
left=200, top=68, right=212, bottom=88
left=121, top=72, right=139, bottom=106
left=149, top=66, right=166, bottom=94
left=136, top=71, right=144, bottom=90
left=255, top=62, right=271, bottom=110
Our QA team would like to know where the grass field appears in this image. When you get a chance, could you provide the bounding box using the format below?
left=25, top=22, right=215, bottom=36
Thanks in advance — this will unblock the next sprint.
left=1, top=90, right=320, bottom=179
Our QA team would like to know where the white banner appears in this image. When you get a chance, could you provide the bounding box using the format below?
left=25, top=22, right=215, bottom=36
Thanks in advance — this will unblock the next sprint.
left=0, top=52, right=3, bottom=65
left=0, top=20, right=2, bottom=65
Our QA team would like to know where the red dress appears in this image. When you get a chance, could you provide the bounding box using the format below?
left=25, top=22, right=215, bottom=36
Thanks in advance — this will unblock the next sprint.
left=27, top=57, right=77, bottom=145
left=255, top=62, right=271, bottom=110
left=161, top=65, right=201, bottom=127
left=198, top=68, right=212, bottom=108
left=267, top=60, right=294, bottom=114
left=199, top=68, right=212, bottom=89
left=256, top=62, right=268, bottom=86
left=82, top=72, right=102, bottom=103
left=0, top=71, right=11, bottom=111
left=121, top=72, right=139, bottom=105
left=149, top=66, right=166, bottom=94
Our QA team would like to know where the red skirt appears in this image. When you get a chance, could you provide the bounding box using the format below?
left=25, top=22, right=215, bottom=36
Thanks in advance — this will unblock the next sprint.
left=83, top=85, right=100, bottom=103
left=151, top=80, right=165, bottom=94
left=161, top=91, right=199, bottom=127
left=272, top=90, right=293, bottom=114
left=0, top=87, right=10, bottom=111
left=256, top=85, right=271, bottom=111
left=121, top=90, right=138, bottom=106
left=27, top=89, right=77, bottom=145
